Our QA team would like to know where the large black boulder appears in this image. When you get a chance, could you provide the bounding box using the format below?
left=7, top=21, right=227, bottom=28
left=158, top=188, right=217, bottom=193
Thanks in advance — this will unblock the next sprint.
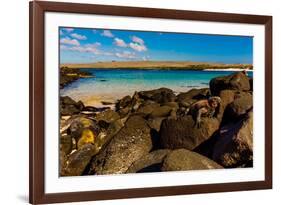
left=139, top=88, right=176, bottom=103
left=162, top=149, right=223, bottom=171
left=126, top=149, right=171, bottom=173
left=160, top=115, right=220, bottom=150
left=91, top=115, right=153, bottom=174
left=60, top=96, right=84, bottom=116
left=209, top=72, right=250, bottom=96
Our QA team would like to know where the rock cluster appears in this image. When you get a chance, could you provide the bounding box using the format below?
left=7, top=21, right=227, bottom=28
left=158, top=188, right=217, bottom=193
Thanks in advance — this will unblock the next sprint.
left=59, top=71, right=253, bottom=176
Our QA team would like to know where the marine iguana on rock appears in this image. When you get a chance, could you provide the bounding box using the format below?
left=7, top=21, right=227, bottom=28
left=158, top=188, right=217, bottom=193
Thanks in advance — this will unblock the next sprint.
left=187, top=96, right=221, bottom=128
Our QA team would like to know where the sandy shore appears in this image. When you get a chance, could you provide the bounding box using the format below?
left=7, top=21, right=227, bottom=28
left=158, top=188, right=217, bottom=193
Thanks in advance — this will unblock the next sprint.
left=74, top=95, right=116, bottom=108
left=203, top=68, right=253, bottom=71
left=61, top=61, right=253, bottom=70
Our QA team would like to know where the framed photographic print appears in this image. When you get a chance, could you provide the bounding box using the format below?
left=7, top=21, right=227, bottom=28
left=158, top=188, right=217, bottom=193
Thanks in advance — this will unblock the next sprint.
left=29, top=1, right=272, bottom=204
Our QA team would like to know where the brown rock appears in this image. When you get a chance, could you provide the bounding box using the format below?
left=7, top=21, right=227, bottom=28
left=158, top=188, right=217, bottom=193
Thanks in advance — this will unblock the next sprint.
left=95, top=109, right=120, bottom=124
left=149, top=105, right=172, bottom=118
left=226, top=92, right=253, bottom=119
left=91, top=115, right=153, bottom=174
left=60, top=96, right=84, bottom=116
left=136, top=102, right=160, bottom=116
left=126, top=149, right=171, bottom=173
left=217, top=89, right=236, bottom=121
left=210, top=72, right=250, bottom=96
left=139, top=88, right=176, bottom=103
left=177, top=88, right=210, bottom=107
left=212, top=112, right=253, bottom=167
left=147, top=117, right=165, bottom=132
left=60, top=134, right=73, bottom=155
left=160, top=115, right=220, bottom=150
left=162, top=149, right=222, bottom=171
left=116, top=95, right=132, bottom=110
left=62, top=143, right=98, bottom=176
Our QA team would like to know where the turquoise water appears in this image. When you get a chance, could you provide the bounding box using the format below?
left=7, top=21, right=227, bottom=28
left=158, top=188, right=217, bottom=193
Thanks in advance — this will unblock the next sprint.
left=61, top=69, right=253, bottom=106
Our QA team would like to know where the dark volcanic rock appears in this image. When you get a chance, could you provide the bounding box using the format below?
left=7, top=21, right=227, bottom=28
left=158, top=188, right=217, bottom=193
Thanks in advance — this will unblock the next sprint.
left=101, top=101, right=115, bottom=105
left=91, top=115, right=153, bottom=174
left=212, top=112, right=253, bottom=167
left=207, top=89, right=238, bottom=125
left=163, top=102, right=179, bottom=110
left=59, top=150, right=67, bottom=176
left=225, top=92, right=253, bottom=119
left=126, top=149, right=171, bottom=173
left=177, top=88, right=210, bottom=107
left=60, top=134, right=73, bottom=155
left=116, top=95, right=132, bottom=110
left=82, top=106, right=100, bottom=112
left=60, top=96, right=84, bottom=116
left=118, top=107, right=131, bottom=118
left=139, top=88, right=176, bottom=103
left=249, top=78, right=253, bottom=91
left=210, top=72, right=250, bottom=96
left=62, top=143, right=98, bottom=176
left=95, top=109, right=120, bottom=124
left=60, top=67, right=92, bottom=88
left=147, top=117, right=165, bottom=132
left=149, top=105, right=172, bottom=118
left=217, top=89, right=236, bottom=121
left=162, top=149, right=222, bottom=171
left=137, top=102, right=160, bottom=116
left=160, top=115, right=220, bottom=150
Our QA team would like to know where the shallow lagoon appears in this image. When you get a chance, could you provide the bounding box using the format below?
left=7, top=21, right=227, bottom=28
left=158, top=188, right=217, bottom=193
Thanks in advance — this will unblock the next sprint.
left=61, top=69, right=253, bottom=106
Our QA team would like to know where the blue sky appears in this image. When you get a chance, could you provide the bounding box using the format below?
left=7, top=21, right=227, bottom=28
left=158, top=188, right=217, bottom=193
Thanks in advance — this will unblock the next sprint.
left=59, top=27, right=253, bottom=64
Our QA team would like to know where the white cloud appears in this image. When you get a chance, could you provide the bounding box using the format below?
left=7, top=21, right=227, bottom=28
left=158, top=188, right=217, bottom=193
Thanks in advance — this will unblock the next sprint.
left=129, top=42, right=147, bottom=52
left=101, top=30, right=114, bottom=38
left=114, top=38, right=127, bottom=48
left=60, top=45, right=68, bottom=50
left=63, top=28, right=74, bottom=32
left=60, top=42, right=114, bottom=56
left=131, top=36, right=144, bottom=45
left=101, top=52, right=114, bottom=56
left=70, top=46, right=97, bottom=53
left=127, top=36, right=147, bottom=52
left=115, top=51, right=136, bottom=59
left=70, top=33, right=87, bottom=40
left=142, top=56, right=150, bottom=61
left=70, top=43, right=101, bottom=53
left=60, top=37, right=80, bottom=46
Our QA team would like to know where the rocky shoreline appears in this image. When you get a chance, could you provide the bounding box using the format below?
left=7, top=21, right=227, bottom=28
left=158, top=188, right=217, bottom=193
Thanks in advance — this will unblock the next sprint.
left=60, top=66, right=93, bottom=89
left=59, top=71, right=253, bottom=176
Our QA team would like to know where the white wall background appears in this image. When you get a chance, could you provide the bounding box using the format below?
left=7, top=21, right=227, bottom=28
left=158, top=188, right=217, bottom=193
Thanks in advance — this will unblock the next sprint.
left=0, top=0, right=279, bottom=204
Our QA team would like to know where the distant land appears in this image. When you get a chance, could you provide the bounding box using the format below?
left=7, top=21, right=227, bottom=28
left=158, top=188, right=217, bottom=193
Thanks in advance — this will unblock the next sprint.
left=60, top=61, right=253, bottom=70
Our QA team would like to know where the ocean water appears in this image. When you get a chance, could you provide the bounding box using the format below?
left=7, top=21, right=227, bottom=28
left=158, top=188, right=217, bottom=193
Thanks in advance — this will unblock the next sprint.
left=60, top=69, right=253, bottom=106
